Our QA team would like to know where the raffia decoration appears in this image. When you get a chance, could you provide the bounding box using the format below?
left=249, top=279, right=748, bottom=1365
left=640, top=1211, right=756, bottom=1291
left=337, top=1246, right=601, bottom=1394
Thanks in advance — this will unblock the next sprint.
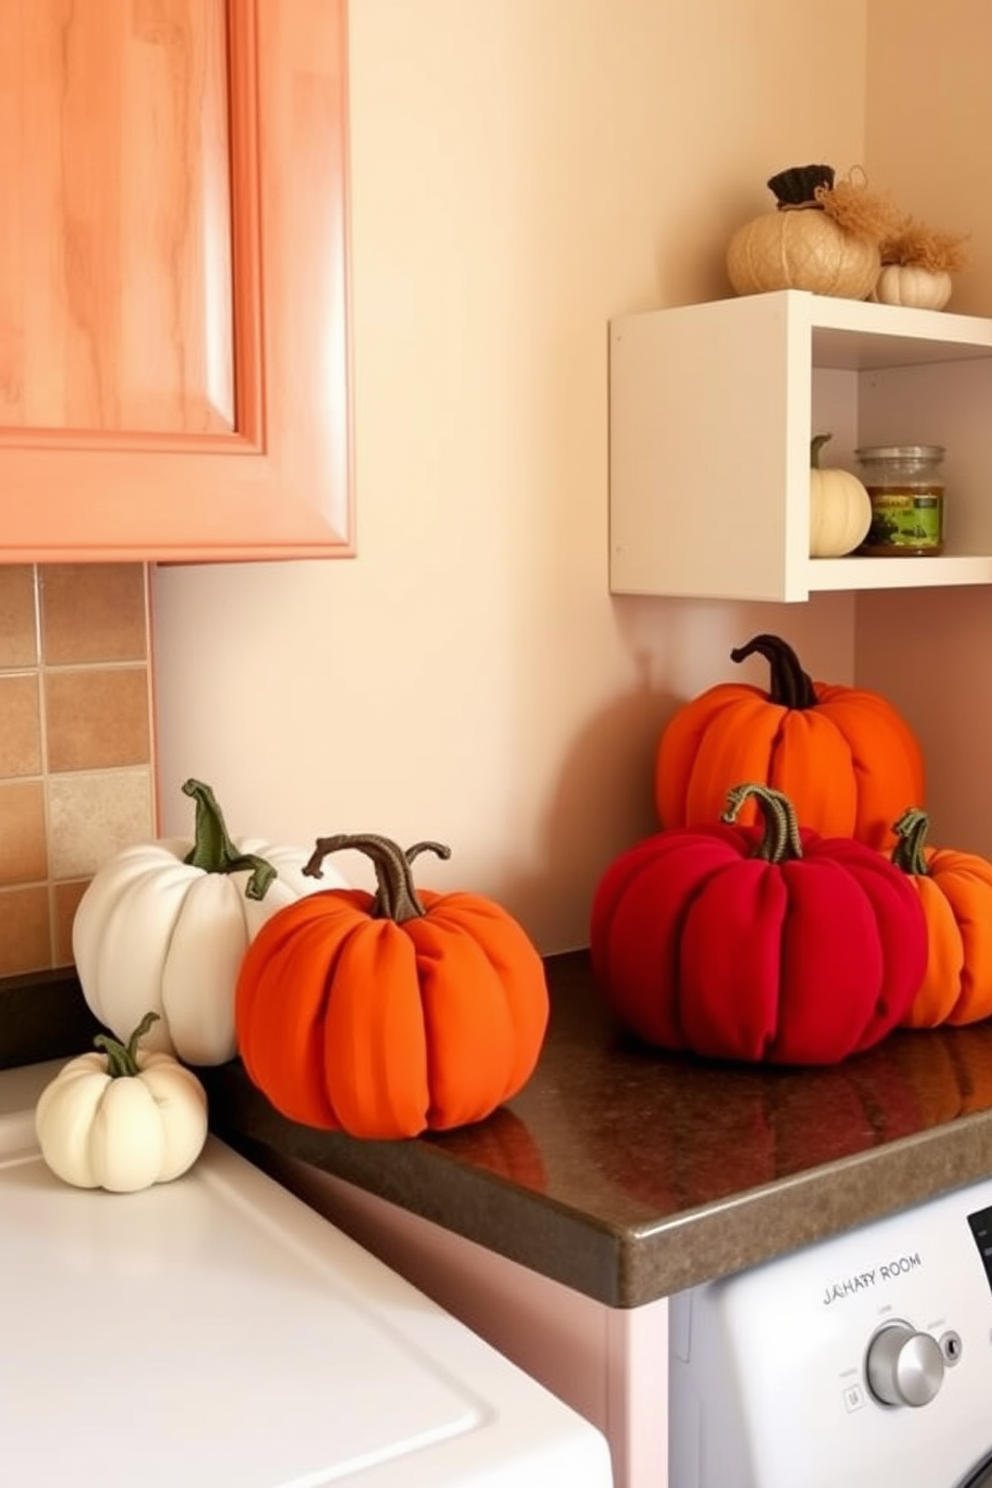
left=878, top=219, right=971, bottom=273
left=813, top=169, right=903, bottom=246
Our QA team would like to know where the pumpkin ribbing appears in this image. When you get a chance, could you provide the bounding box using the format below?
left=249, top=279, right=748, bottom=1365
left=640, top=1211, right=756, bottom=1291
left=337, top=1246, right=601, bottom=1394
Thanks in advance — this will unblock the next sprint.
left=591, top=784, right=928, bottom=1066
left=236, top=833, right=550, bottom=1139
left=889, top=808, right=992, bottom=1029
left=655, top=634, right=925, bottom=850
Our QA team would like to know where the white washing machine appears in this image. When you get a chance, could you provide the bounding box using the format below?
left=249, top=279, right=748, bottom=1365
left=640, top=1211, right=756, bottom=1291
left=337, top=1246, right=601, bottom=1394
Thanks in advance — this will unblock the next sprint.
left=669, top=1177, right=992, bottom=1488
left=0, top=1063, right=614, bottom=1488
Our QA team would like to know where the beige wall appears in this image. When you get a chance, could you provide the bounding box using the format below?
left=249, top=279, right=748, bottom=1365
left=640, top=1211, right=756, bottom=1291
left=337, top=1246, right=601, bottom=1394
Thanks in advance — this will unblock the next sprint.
left=856, top=0, right=992, bottom=855
left=152, top=0, right=870, bottom=953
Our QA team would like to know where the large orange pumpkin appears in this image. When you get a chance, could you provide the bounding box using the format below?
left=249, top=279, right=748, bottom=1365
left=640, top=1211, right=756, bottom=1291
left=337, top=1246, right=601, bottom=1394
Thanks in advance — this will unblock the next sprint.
left=655, top=633, right=925, bottom=850
left=235, top=833, right=549, bottom=1139
left=889, top=808, right=992, bottom=1029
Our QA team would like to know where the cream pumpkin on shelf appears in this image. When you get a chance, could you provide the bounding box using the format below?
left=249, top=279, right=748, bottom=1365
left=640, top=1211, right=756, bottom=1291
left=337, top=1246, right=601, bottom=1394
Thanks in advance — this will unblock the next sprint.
left=71, top=778, right=345, bottom=1067
left=35, top=1013, right=208, bottom=1193
left=871, top=216, right=969, bottom=311
left=808, top=434, right=872, bottom=557
left=871, top=264, right=953, bottom=310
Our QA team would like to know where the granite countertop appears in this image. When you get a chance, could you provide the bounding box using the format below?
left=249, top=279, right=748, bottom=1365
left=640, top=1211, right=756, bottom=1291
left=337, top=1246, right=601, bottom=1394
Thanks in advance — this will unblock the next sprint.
left=201, top=951, right=992, bottom=1308
left=7, top=953, right=992, bottom=1309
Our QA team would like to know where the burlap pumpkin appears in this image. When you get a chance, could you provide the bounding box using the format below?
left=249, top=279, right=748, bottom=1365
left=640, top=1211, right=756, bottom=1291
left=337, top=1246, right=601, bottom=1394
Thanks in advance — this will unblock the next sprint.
left=727, top=204, right=880, bottom=300
left=727, top=164, right=882, bottom=302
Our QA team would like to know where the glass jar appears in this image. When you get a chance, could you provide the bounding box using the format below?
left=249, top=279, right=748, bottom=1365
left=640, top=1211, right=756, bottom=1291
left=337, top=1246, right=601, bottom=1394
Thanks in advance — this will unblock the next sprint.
left=854, top=445, right=945, bottom=556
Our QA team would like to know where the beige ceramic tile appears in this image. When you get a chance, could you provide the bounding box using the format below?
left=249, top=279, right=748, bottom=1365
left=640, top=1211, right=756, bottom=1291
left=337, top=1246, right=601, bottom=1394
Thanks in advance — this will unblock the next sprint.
left=0, top=566, right=39, bottom=669
left=0, top=674, right=42, bottom=779
left=48, top=768, right=155, bottom=880
left=40, top=563, right=148, bottom=664
left=0, top=565, right=155, bottom=973
left=0, top=885, right=51, bottom=977
left=0, top=779, right=47, bottom=886
left=53, top=878, right=90, bottom=968
left=45, top=666, right=151, bottom=772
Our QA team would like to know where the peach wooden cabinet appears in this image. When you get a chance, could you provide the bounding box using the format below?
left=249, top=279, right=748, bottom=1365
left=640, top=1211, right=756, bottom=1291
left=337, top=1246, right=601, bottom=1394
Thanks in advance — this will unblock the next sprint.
left=1, top=0, right=352, bottom=562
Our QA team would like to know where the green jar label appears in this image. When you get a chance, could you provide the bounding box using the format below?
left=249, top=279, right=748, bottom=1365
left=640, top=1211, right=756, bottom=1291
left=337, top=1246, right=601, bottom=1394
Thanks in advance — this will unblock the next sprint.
left=864, top=489, right=943, bottom=551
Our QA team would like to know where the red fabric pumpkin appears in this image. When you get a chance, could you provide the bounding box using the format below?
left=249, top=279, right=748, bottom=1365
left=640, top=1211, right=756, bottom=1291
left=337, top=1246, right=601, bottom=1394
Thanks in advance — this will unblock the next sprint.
left=590, top=784, right=927, bottom=1066
left=235, top=833, right=549, bottom=1139
left=655, top=633, right=925, bottom=850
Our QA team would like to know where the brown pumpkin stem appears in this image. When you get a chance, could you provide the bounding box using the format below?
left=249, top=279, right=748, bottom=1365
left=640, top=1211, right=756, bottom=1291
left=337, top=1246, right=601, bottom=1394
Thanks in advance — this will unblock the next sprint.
left=730, top=634, right=818, bottom=710
left=890, top=807, right=931, bottom=877
left=302, top=833, right=451, bottom=923
left=181, top=778, right=277, bottom=902
left=93, top=1010, right=160, bottom=1079
left=722, top=783, right=804, bottom=863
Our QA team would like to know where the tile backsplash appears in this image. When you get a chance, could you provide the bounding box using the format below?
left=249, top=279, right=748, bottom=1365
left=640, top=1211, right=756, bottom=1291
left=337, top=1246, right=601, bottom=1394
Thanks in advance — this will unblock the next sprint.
left=0, top=565, right=156, bottom=977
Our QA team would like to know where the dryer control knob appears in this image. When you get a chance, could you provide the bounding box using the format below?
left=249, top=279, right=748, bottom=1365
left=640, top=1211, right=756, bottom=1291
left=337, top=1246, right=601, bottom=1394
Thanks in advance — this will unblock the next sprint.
left=865, top=1322, right=944, bottom=1407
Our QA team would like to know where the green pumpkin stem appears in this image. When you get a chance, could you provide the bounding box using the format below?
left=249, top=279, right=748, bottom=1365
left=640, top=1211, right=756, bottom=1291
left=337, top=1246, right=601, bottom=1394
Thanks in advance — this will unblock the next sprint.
left=302, top=833, right=451, bottom=922
left=730, top=634, right=818, bottom=710
left=93, top=1011, right=160, bottom=1079
left=722, top=783, right=804, bottom=863
left=181, top=778, right=277, bottom=902
left=891, top=807, right=931, bottom=877
left=811, top=433, right=832, bottom=468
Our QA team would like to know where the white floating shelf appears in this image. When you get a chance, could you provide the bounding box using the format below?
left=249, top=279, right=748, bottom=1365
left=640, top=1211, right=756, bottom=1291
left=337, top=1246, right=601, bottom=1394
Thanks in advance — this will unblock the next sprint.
left=610, top=290, right=992, bottom=603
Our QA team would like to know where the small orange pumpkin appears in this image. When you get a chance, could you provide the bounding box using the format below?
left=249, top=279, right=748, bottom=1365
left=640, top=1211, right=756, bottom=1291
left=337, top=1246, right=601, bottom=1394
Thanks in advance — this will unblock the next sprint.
left=889, top=808, right=992, bottom=1029
left=655, top=633, right=925, bottom=850
left=235, top=833, right=549, bottom=1139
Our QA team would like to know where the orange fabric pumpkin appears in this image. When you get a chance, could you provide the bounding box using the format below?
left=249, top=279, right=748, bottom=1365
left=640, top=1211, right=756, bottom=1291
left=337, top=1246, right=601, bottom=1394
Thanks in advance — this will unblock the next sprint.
left=235, top=833, right=549, bottom=1139
left=889, top=808, right=992, bottom=1029
left=655, top=633, right=925, bottom=850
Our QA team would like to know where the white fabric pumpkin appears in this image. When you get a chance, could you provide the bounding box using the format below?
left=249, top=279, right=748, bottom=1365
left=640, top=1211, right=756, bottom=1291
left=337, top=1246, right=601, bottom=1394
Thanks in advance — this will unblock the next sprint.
left=871, top=265, right=953, bottom=310
left=809, top=434, right=872, bottom=557
left=72, top=779, right=346, bottom=1066
left=35, top=1013, right=208, bottom=1192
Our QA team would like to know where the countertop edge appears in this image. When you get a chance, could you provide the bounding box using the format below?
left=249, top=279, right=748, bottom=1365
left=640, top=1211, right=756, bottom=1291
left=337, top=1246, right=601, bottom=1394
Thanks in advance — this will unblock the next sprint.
left=8, top=961, right=992, bottom=1310
left=203, top=1057, right=992, bottom=1308
left=202, top=1060, right=629, bottom=1306
left=622, top=1111, right=992, bottom=1302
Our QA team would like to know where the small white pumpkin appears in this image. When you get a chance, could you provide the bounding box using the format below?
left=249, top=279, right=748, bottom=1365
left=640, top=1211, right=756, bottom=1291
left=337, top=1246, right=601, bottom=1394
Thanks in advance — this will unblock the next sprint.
left=72, top=779, right=347, bottom=1067
left=809, top=433, right=872, bottom=557
left=871, top=265, right=953, bottom=310
left=35, top=1013, right=208, bottom=1193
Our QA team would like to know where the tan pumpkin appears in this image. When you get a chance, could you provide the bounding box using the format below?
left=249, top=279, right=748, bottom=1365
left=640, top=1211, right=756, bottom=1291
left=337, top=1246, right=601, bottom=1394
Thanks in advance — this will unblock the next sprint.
left=871, top=264, right=953, bottom=310
left=728, top=207, right=880, bottom=301
left=727, top=163, right=881, bottom=302
left=808, top=434, right=872, bottom=557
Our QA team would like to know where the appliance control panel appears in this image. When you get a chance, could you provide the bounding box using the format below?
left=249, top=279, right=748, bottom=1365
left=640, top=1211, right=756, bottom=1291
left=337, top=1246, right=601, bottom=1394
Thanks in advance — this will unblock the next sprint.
left=968, top=1203, right=992, bottom=1289
left=669, top=1178, right=992, bottom=1488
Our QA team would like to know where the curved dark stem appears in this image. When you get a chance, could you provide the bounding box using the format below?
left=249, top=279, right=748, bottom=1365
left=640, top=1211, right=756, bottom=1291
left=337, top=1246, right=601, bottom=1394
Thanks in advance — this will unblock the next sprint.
left=370, top=841, right=451, bottom=916
left=180, top=778, right=277, bottom=901
left=891, top=807, right=931, bottom=877
left=721, top=783, right=804, bottom=863
left=730, top=634, right=818, bottom=710
left=303, top=833, right=450, bottom=923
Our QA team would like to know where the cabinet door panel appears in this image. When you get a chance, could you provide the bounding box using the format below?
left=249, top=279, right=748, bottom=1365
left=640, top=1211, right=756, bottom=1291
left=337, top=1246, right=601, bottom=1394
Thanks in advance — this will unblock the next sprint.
left=3, top=0, right=233, bottom=434
left=0, top=0, right=352, bottom=562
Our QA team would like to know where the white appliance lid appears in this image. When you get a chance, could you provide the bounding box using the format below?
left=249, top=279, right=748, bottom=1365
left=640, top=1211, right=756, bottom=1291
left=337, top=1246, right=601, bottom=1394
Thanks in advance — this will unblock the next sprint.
left=0, top=1108, right=612, bottom=1488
